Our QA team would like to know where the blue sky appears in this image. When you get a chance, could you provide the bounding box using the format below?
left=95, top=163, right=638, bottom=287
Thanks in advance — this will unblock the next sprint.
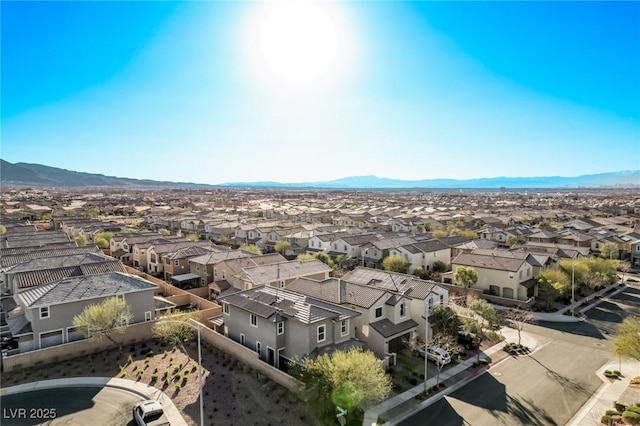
left=2, top=1, right=639, bottom=185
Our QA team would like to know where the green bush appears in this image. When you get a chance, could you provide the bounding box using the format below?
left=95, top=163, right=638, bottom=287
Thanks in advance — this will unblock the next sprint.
left=606, top=410, right=622, bottom=416
left=601, top=414, right=614, bottom=425
left=631, top=377, right=640, bottom=385
left=623, top=411, right=640, bottom=425
left=627, top=406, right=640, bottom=415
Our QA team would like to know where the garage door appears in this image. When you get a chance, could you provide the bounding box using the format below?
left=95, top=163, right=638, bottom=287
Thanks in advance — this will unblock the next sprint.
left=40, top=330, right=63, bottom=349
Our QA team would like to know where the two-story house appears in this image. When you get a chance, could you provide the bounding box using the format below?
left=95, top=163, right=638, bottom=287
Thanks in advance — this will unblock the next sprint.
left=217, top=285, right=361, bottom=369
left=451, top=252, right=539, bottom=300
left=389, top=239, right=451, bottom=273
left=6, top=272, right=157, bottom=353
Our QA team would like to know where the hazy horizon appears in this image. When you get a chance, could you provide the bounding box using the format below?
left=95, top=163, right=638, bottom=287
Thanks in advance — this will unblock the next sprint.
left=2, top=1, right=639, bottom=184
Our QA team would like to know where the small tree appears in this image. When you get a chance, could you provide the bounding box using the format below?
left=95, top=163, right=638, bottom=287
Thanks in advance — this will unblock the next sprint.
left=158, top=228, right=170, bottom=236
left=152, top=312, right=199, bottom=354
left=94, top=237, right=109, bottom=249
left=72, top=297, right=133, bottom=355
left=293, top=347, right=391, bottom=424
left=430, top=332, right=462, bottom=387
left=0, top=225, right=6, bottom=235
left=240, top=244, right=262, bottom=255
left=314, top=252, right=336, bottom=270
left=600, top=243, right=619, bottom=260
left=411, top=267, right=429, bottom=280
left=382, top=255, right=410, bottom=274
left=611, top=317, right=640, bottom=373
left=73, top=235, right=87, bottom=247
left=506, top=235, right=518, bottom=247
left=186, top=233, right=199, bottom=242
left=537, top=269, right=570, bottom=310
left=454, top=266, right=478, bottom=288
left=455, top=295, right=503, bottom=363
left=504, top=306, right=535, bottom=346
left=274, top=240, right=291, bottom=255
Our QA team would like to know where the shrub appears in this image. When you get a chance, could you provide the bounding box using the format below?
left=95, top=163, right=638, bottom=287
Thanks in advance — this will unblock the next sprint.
left=627, top=406, right=640, bottom=415
left=613, top=370, right=621, bottom=376
left=151, top=374, right=158, bottom=381
left=182, top=376, right=188, bottom=385
left=606, top=410, right=622, bottom=416
left=175, top=384, right=181, bottom=393
left=623, top=411, right=640, bottom=425
left=173, top=366, right=180, bottom=374
left=601, top=415, right=614, bottom=425
left=409, top=378, right=418, bottom=386
left=127, top=355, right=133, bottom=365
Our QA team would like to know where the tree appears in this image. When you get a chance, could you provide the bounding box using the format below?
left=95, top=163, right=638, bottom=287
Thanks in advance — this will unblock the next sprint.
left=240, top=244, right=262, bottom=255
left=152, top=311, right=199, bottom=354
left=504, top=306, right=535, bottom=346
left=454, top=295, right=503, bottom=363
left=411, top=267, right=429, bottom=280
left=186, top=233, right=199, bottom=242
left=73, top=235, right=87, bottom=247
left=314, top=252, right=336, bottom=270
left=158, top=228, right=171, bottom=236
left=430, top=332, right=462, bottom=388
left=94, top=237, right=109, bottom=249
left=274, top=240, right=291, bottom=255
left=432, top=261, right=448, bottom=274
left=601, top=243, right=619, bottom=260
left=72, top=297, right=133, bottom=355
left=0, top=225, right=6, bottom=235
left=611, top=317, right=640, bottom=368
left=454, top=266, right=478, bottom=288
left=382, top=255, right=410, bottom=274
left=506, top=235, right=518, bottom=247
left=537, top=269, right=570, bottom=310
left=293, top=347, right=391, bottom=423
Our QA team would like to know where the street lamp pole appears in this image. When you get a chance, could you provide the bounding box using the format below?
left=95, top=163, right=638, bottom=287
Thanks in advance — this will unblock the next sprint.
left=157, top=319, right=203, bottom=426
left=571, top=262, right=575, bottom=317
left=423, top=292, right=433, bottom=394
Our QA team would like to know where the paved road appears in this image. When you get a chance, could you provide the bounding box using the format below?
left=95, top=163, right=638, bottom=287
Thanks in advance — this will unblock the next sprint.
left=1, top=386, right=143, bottom=426
left=397, top=285, right=640, bottom=426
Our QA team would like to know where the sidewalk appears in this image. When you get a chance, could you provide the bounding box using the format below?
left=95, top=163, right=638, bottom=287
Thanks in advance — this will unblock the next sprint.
left=0, top=377, right=187, bottom=426
left=363, top=327, right=539, bottom=426
left=566, top=359, right=640, bottom=426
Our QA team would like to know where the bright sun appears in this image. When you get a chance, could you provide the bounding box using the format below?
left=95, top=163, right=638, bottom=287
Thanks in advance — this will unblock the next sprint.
left=258, top=2, right=338, bottom=84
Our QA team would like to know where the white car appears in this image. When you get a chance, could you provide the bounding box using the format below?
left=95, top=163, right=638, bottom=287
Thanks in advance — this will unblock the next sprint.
left=418, top=345, right=451, bottom=366
left=132, top=401, right=170, bottom=426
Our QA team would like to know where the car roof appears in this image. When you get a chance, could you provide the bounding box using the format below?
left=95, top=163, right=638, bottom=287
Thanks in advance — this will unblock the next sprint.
left=136, top=401, right=163, bottom=415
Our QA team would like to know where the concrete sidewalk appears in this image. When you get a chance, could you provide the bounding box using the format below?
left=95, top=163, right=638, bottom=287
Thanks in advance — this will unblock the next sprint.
left=1, top=377, right=187, bottom=426
left=566, top=359, right=640, bottom=426
left=363, top=327, right=539, bottom=426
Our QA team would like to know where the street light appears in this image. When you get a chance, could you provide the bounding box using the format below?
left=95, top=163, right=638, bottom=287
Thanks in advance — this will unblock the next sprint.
left=157, top=319, right=203, bottom=426
left=423, top=291, right=434, bottom=393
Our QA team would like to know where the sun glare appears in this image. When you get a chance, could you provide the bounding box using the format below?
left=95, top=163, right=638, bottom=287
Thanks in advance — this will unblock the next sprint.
left=257, top=2, right=339, bottom=85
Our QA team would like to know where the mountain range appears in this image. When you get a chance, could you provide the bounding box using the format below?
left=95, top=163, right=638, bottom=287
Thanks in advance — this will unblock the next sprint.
left=1, top=159, right=638, bottom=189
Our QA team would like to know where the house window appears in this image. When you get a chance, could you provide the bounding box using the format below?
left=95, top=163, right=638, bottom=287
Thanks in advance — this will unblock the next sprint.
left=317, top=324, right=326, bottom=342
left=145, top=311, right=152, bottom=321
left=174, top=260, right=179, bottom=267
left=256, top=341, right=261, bottom=354
left=344, top=245, right=347, bottom=251
left=222, top=270, right=226, bottom=279
left=280, top=280, right=286, bottom=288
left=214, top=268, right=218, bottom=277
left=340, top=319, right=348, bottom=336
left=440, top=294, right=444, bottom=305
left=400, top=303, right=406, bottom=317
left=40, top=306, right=50, bottom=319
left=196, top=265, right=200, bottom=271
left=250, top=314, right=258, bottom=327
left=277, top=321, right=284, bottom=335
left=240, top=334, right=245, bottom=345
left=223, top=303, right=229, bottom=315
left=374, top=307, right=382, bottom=318
left=428, top=298, right=433, bottom=307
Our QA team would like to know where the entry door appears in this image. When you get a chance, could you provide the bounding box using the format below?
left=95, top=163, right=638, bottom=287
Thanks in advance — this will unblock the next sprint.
left=267, top=347, right=275, bottom=366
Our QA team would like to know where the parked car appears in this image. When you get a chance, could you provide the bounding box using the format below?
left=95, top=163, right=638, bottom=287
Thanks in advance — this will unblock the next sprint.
left=132, top=401, right=170, bottom=426
left=417, top=345, right=451, bottom=365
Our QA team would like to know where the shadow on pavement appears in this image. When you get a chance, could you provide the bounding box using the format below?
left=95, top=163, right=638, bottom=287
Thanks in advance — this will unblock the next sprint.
left=537, top=319, right=607, bottom=339
left=446, top=373, right=557, bottom=426
left=398, top=396, right=466, bottom=426
left=526, top=354, right=592, bottom=397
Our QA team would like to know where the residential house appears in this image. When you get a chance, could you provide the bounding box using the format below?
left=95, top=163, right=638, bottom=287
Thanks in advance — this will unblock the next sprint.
left=451, top=252, right=538, bottom=301
left=162, top=245, right=224, bottom=283
left=235, top=259, right=332, bottom=291
left=6, top=272, right=157, bottom=353
left=217, top=285, right=361, bottom=369
left=146, top=241, right=214, bottom=277
left=389, top=239, right=450, bottom=273
left=209, top=253, right=286, bottom=296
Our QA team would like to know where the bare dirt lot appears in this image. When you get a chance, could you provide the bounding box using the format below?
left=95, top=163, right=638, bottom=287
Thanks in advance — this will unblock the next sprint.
left=1, top=340, right=321, bottom=426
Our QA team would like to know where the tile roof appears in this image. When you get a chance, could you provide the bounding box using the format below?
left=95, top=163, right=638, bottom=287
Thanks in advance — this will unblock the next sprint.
left=17, top=272, right=157, bottom=308
left=341, top=267, right=442, bottom=300
left=370, top=318, right=419, bottom=338
left=0, top=246, right=101, bottom=269
left=7, top=252, right=115, bottom=274
left=218, top=285, right=359, bottom=324
left=240, top=260, right=331, bottom=285
left=452, top=252, right=527, bottom=272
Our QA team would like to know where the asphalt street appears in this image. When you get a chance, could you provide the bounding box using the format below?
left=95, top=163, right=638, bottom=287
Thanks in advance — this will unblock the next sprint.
left=398, top=284, right=640, bottom=426
left=1, top=386, right=143, bottom=426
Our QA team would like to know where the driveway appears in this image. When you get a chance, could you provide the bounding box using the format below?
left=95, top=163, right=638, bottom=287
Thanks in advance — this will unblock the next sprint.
left=1, top=386, right=143, bottom=426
